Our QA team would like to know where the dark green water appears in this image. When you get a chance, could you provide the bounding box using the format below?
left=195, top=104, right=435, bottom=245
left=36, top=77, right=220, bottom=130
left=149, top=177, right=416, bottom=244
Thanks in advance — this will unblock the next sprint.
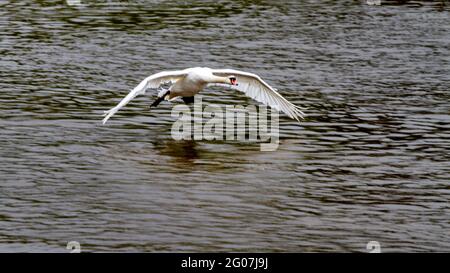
left=0, top=0, right=449, bottom=252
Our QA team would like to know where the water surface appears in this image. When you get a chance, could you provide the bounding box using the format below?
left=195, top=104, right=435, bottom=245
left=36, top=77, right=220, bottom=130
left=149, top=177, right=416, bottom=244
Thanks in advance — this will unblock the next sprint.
left=0, top=0, right=449, bottom=252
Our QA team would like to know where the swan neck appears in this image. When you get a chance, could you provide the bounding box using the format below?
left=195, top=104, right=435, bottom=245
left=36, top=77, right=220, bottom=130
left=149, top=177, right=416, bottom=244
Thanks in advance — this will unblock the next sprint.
left=209, top=75, right=228, bottom=84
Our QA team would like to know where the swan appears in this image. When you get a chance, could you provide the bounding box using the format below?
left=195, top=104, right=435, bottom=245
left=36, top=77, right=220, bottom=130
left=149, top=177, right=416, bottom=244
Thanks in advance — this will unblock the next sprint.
left=102, top=67, right=304, bottom=124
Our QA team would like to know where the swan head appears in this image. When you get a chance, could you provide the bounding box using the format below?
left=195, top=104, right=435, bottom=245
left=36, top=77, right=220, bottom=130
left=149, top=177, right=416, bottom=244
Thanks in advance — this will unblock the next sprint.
left=228, top=76, right=238, bottom=86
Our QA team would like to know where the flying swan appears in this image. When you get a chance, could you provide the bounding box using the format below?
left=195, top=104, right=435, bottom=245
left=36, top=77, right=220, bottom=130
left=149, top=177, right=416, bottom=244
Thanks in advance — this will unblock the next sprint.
left=102, top=67, right=304, bottom=124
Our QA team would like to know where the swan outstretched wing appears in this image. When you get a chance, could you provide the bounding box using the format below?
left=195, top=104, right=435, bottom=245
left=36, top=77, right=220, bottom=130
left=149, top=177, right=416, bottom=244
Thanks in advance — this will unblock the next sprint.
left=211, top=69, right=305, bottom=121
left=102, top=70, right=188, bottom=124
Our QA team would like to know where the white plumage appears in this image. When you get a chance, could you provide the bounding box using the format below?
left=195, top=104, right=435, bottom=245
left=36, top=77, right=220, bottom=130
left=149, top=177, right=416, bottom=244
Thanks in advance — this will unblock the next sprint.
left=102, top=67, right=304, bottom=124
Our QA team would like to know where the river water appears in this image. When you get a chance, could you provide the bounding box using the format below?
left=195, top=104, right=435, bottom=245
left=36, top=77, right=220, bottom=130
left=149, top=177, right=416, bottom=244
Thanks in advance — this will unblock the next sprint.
left=0, top=0, right=449, bottom=252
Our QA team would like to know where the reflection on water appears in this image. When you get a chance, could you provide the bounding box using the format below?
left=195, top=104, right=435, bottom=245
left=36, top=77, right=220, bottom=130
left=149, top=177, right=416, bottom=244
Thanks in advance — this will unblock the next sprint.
left=0, top=0, right=449, bottom=252
left=155, top=140, right=200, bottom=165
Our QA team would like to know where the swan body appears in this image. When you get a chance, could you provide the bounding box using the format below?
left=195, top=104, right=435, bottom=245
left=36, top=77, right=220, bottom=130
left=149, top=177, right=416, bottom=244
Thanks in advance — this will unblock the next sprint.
left=102, top=67, right=304, bottom=124
left=168, top=67, right=212, bottom=98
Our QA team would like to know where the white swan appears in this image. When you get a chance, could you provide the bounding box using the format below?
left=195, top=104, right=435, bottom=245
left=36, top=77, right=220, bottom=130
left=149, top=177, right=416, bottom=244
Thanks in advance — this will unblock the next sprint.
left=102, top=67, right=304, bottom=124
